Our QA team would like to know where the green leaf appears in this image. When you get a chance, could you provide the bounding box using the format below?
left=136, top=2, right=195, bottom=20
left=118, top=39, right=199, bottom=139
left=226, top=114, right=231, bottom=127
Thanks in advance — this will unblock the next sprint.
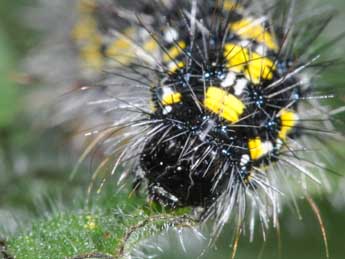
left=5, top=189, right=196, bottom=259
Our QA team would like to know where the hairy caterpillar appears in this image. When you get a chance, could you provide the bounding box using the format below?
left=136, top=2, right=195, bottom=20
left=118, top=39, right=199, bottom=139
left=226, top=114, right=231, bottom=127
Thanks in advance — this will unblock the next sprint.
left=25, top=0, right=344, bottom=256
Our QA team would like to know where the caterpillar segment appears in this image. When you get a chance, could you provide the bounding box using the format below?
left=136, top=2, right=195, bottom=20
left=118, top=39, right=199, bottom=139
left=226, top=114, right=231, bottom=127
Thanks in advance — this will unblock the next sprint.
left=161, top=91, right=182, bottom=106
left=224, top=43, right=276, bottom=84
left=278, top=110, right=299, bottom=141
left=204, top=86, right=245, bottom=123
left=230, top=18, right=279, bottom=51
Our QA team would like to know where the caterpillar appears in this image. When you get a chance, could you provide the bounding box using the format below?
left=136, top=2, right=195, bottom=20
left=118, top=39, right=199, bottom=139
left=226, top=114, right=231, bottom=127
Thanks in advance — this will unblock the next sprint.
left=26, top=0, right=344, bottom=256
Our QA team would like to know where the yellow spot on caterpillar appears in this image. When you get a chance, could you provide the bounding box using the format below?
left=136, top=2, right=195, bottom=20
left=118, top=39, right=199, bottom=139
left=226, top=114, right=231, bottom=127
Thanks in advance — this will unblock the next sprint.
left=168, top=61, right=185, bottom=73
left=223, top=0, right=242, bottom=11
left=72, top=3, right=104, bottom=71
left=143, top=38, right=159, bottom=52
left=230, top=18, right=278, bottom=51
left=224, top=43, right=275, bottom=84
left=72, top=17, right=97, bottom=41
left=163, top=41, right=186, bottom=62
left=248, top=138, right=265, bottom=160
left=204, top=87, right=245, bottom=123
left=279, top=110, right=298, bottom=140
left=105, top=28, right=138, bottom=65
left=162, top=92, right=182, bottom=105
left=106, top=38, right=129, bottom=56
left=106, top=29, right=159, bottom=66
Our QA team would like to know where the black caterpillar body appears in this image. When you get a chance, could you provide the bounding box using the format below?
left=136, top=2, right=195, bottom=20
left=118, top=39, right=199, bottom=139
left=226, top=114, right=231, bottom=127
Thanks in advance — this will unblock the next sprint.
left=135, top=1, right=301, bottom=210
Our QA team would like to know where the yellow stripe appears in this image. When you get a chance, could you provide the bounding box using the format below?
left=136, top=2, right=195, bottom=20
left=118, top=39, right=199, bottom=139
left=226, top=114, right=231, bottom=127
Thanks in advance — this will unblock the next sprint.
left=162, top=92, right=182, bottom=105
left=223, top=1, right=242, bottom=11
left=248, top=138, right=265, bottom=160
left=163, top=41, right=186, bottom=62
left=224, top=43, right=275, bottom=84
left=278, top=110, right=298, bottom=140
left=79, top=37, right=103, bottom=71
left=230, top=18, right=278, bottom=51
left=204, top=87, right=245, bottom=123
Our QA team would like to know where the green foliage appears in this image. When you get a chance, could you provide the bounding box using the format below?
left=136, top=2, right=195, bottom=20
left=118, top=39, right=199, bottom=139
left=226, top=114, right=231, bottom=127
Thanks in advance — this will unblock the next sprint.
left=5, top=189, right=195, bottom=259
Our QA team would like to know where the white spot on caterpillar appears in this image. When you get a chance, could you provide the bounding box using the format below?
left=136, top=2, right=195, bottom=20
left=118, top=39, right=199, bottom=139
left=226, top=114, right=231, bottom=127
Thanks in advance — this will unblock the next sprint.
left=255, top=44, right=267, bottom=56
left=240, top=154, right=250, bottom=166
left=164, top=28, right=179, bottom=43
left=262, top=141, right=274, bottom=154
left=163, top=105, right=172, bottom=114
left=199, top=119, right=215, bottom=141
left=221, top=72, right=236, bottom=87
left=238, top=40, right=251, bottom=48
left=162, top=86, right=174, bottom=96
left=167, top=61, right=183, bottom=71
left=234, top=78, right=248, bottom=96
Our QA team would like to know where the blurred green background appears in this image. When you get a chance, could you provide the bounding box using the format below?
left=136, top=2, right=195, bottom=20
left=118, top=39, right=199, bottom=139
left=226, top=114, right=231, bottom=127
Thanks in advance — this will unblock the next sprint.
left=0, top=0, right=93, bottom=232
left=0, top=1, right=344, bottom=259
